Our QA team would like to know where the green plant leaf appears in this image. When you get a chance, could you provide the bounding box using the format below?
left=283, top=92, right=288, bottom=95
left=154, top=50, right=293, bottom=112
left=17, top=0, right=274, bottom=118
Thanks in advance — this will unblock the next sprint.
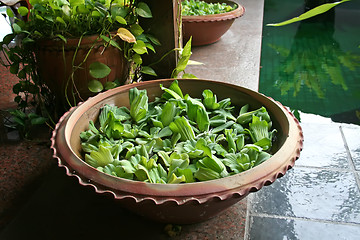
left=130, top=24, right=144, bottom=36
left=92, top=10, right=103, bottom=17
left=13, top=83, right=22, bottom=94
left=10, top=109, right=26, bottom=119
left=202, top=89, right=220, bottom=110
left=88, top=80, right=104, bottom=93
left=89, top=62, right=111, bottom=79
left=12, top=23, right=22, bottom=33
left=13, top=116, right=25, bottom=127
left=172, top=38, right=192, bottom=77
left=133, top=40, right=147, bottom=54
left=35, top=15, right=44, bottom=21
left=18, top=6, right=29, bottom=17
left=55, top=34, right=67, bottom=43
left=182, top=36, right=192, bottom=57
left=133, top=54, right=142, bottom=65
left=169, top=116, right=195, bottom=141
left=115, top=16, right=127, bottom=25
left=6, top=8, right=14, bottom=18
left=160, top=102, right=177, bottom=127
left=2, top=34, right=15, bottom=45
left=104, top=81, right=117, bottom=90
left=140, top=66, right=157, bottom=76
left=145, top=43, right=155, bottom=53
left=21, top=37, right=35, bottom=44
left=187, top=60, right=203, bottom=65
left=145, top=34, right=161, bottom=46
left=267, top=0, right=351, bottom=26
left=56, top=16, right=66, bottom=25
left=136, top=2, right=153, bottom=18
left=10, top=63, right=19, bottom=74
left=18, top=69, right=26, bottom=79
left=129, top=88, right=148, bottom=123
left=30, top=117, right=47, bottom=125
left=194, top=166, right=220, bottom=181
left=116, top=27, right=136, bottom=43
left=85, top=145, right=114, bottom=168
left=70, top=0, right=85, bottom=7
left=14, top=96, right=22, bottom=103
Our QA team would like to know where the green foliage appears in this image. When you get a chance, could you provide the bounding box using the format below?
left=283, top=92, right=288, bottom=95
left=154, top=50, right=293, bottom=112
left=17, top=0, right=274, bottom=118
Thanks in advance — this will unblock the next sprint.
left=80, top=80, right=277, bottom=183
left=0, top=0, right=160, bottom=127
left=171, top=37, right=193, bottom=78
left=267, top=0, right=351, bottom=26
left=7, top=109, right=47, bottom=139
left=182, top=0, right=236, bottom=16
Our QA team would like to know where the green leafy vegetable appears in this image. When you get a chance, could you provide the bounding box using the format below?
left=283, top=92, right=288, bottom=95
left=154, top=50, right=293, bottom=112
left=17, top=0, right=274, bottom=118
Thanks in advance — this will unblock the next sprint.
left=80, top=80, right=277, bottom=184
left=182, top=0, right=236, bottom=16
left=129, top=87, right=148, bottom=123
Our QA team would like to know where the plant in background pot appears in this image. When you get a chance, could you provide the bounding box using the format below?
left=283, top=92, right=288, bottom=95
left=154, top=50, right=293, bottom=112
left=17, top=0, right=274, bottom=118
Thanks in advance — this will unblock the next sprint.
left=181, top=0, right=245, bottom=46
left=0, top=0, right=159, bottom=132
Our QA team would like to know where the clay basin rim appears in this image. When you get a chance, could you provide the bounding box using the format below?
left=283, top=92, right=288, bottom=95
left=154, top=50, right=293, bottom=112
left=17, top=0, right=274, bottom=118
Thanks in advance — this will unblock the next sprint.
left=52, top=79, right=303, bottom=204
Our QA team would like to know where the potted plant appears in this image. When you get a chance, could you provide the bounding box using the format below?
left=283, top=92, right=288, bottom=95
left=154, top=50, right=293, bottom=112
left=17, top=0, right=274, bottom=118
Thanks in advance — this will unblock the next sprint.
left=51, top=78, right=303, bottom=223
left=181, top=0, right=245, bottom=46
left=0, top=0, right=159, bottom=121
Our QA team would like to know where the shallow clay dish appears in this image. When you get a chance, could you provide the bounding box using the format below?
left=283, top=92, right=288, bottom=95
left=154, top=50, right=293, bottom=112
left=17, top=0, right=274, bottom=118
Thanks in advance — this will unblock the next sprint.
left=51, top=79, right=303, bottom=224
left=182, top=0, right=245, bottom=46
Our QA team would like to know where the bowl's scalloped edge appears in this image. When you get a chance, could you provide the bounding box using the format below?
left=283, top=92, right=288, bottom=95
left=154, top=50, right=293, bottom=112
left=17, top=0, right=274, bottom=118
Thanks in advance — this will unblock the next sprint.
left=50, top=85, right=304, bottom=207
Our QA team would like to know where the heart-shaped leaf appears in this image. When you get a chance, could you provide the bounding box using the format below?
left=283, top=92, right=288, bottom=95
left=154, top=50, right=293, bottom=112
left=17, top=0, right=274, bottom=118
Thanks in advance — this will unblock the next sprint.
left=136, top=2, right=152, bottom=18
left=133, top=40, right=147, bottom=54
left=18, top=6, right=29, bottom=17
left=89, top=62, right=111, bottom=79
left=130, top=24, right=144, bottom=36
left=141, top=66, right=157, bottom=76
left=104, top=81, right=117, bottom=90
left=88, top=80, right=104, bottom=93
left=116, top=28, right=136, bottom=43
left=115, top=16, right=127, bottom=25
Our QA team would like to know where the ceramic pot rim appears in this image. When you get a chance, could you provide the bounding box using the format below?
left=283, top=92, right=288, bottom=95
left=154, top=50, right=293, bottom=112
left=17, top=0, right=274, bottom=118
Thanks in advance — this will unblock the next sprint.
left=51, top=79, right=303, bottom=205
left=182, top=1, right=245, bottom=23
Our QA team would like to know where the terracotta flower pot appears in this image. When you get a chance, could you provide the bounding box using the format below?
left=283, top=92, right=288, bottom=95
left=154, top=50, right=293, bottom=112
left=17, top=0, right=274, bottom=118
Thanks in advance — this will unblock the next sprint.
left=182, top=0, right=245, bottom=46
left=51, top=79, right=303, bottom=224
left=35, top=35, right=129, bottom=110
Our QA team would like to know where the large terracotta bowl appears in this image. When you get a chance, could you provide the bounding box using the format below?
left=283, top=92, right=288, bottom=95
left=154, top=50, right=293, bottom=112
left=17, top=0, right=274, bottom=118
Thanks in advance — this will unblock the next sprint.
left=182, top=0, right=245, bottom=46
left=51, top=79, right=303, bottom=224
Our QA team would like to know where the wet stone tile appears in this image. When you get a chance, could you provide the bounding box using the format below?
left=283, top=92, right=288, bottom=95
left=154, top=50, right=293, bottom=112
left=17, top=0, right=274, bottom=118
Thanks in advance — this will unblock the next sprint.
left=249, top=216, right=360, bottom=240
left=296, top=122, right=349, bottom=169
left=340, top=124, right=360, bottom=171
left=250, top=168, right=360, bottom=224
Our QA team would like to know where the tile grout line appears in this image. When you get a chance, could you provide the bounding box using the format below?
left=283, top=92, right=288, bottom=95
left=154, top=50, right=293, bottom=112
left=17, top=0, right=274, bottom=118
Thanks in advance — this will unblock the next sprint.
left=250, top=212, right=360, bottom=227
left=339, top=125, right=360, bottom=190
left=294, top=164, right=355, bottom=173
left=244, top=194, right=252, bottom=240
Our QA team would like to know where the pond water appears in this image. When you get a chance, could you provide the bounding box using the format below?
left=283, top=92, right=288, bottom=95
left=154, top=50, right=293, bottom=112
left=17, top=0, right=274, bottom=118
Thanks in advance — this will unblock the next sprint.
left=259, top=0, right=360, bottom=125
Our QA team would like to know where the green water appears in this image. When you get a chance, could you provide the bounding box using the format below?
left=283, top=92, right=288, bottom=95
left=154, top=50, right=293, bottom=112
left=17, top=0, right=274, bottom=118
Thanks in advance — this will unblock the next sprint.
left=259, top=0, right=360, bottom=124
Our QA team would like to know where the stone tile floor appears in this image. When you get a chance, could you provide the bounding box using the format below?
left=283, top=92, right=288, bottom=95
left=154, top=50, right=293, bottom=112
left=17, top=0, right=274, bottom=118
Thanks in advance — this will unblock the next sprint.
left=247, top=113, right=360, bottom=239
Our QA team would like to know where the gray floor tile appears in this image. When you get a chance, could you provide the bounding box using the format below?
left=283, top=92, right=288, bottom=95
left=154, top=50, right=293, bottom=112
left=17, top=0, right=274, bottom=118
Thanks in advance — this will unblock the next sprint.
left=249, top=216, right=360, bottom=240
left=250, top=168, right=360, bottom=224
left=187, top=0, right=263, bottom=91
left=296, top=122, right=349, bottom=169
left=341, top=124, right=360, bottom=171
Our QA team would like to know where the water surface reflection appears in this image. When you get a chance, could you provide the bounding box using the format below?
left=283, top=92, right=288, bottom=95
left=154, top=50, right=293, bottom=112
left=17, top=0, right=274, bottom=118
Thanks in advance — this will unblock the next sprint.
left=260, top=0, right=360, bottom=125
